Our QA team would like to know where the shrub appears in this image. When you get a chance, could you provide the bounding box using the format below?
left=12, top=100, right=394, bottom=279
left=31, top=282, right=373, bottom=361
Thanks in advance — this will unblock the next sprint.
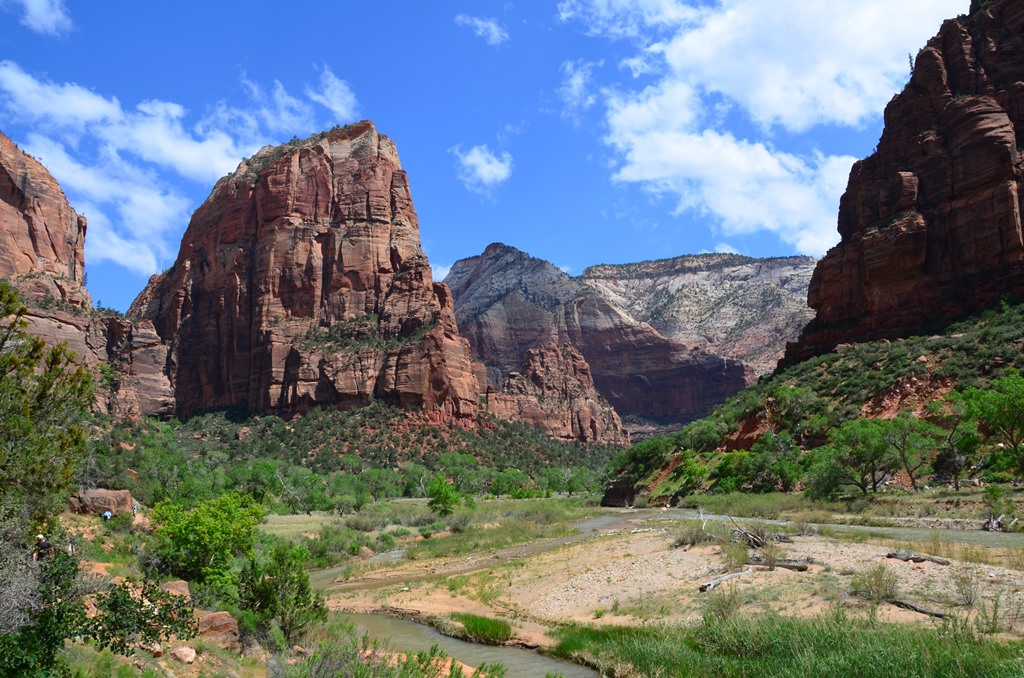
left=450, top=613, right=512, bottom=645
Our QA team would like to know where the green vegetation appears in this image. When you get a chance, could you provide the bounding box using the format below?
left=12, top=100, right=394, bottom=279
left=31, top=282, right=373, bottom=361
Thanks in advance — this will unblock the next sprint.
left=614, top=301, right=1024, bottom=505
left=551, top=614, right=1024, bottom=677
left=449, top=613, right=512, bottom=645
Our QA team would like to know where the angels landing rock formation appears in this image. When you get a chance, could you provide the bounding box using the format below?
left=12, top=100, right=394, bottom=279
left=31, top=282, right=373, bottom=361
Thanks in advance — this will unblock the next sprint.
left=785, top=0, right=1024, bottom=365
left=130, top=121, right=483, bottom=421
left=0, top=131, right=174, bottom=419
left=445, top=243, right=754, bottom=426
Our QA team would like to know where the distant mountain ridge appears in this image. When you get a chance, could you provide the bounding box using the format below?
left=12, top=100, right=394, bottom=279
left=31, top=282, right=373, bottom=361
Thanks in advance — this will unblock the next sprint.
left=581, top=253, right=816, bottom=375
left=446, top=244, right=815, bottom=427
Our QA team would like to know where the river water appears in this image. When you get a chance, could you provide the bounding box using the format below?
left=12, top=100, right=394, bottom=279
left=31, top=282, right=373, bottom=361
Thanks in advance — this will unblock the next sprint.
left=339, top=613, right=598, bottom=677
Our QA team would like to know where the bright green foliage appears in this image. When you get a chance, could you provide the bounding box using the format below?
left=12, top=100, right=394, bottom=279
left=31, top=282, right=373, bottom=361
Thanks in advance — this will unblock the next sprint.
left=238, top=543, right=327, bottom=644
left=449, top=612, right=512, bottom=645
left=426, top=475, right=462, bottom=518
left=150, top=491, right=265, bottom=585
left=805, top=418, right=895, bottom=498
left=962, top=372, right=1024, bottom=473
left=878, top=413, right=941, bottom=490
left=0, top=281, right=93, bottom=521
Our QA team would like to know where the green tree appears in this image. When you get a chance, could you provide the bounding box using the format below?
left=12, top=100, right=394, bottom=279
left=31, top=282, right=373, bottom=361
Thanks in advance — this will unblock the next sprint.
left=362, top=468, right=402, bottom=502
left=150, top=491, right=265, bottom=588
left=962, top=372, right=1024, bottom=474
left=929, top=398, right=980, bottom=490
left=748, top=431, right=803, bottom=492
left=878, top=413, right=941, bottom=491
left=819, top=418, right=896, bottom=495
left=238, top=543, right=327, bottom=644
left=426, top=475, right=462, bottom=518
left=0, top=282, right=93, bottom=521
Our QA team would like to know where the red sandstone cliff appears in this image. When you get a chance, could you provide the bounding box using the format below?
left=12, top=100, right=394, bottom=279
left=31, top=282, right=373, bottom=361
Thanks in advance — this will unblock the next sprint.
left=784, top=0, right=1024, bottom=366
left=484, top=343, right=628, bottom=445
left=0, top=131, right=174, bottom=419
left=129, top=122, right=482, bottom=421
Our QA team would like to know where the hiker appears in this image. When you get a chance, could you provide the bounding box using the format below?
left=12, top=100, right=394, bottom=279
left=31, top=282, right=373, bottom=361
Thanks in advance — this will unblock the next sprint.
left=33, top=534, right=53, bottom=562
left=102, top=510, right=112, bottom=521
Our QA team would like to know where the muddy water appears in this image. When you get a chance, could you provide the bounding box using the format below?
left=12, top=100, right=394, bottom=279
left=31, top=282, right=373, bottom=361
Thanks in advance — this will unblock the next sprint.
left=340, top=613, right=598, bottom=677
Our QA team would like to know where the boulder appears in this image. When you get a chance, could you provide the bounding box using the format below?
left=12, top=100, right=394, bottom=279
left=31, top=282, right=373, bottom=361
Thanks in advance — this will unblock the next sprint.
left=197, top=610, right=241, bottom=651
left=75, top=489, right=134, bottom=515
left=170, top=646, right=196, bottom=664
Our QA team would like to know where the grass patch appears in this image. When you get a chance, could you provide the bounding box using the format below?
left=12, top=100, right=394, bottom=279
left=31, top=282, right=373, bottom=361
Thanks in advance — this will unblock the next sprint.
left=551, top=613, right=1024, bottom=677
left=449, top=612, right=512, bottom=645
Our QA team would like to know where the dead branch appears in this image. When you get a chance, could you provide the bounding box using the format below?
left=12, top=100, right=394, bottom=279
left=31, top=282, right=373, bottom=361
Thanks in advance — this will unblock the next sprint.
left=699, top=567, right=753, bottom=592
left=886, top=599, right=949, bottom=619
left=885, top=551, right=951, bottom=566
left=746, top=560, right=808, bottom=572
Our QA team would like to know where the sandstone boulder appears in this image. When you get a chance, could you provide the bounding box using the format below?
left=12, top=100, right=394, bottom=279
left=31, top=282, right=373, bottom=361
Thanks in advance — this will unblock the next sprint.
left=74, top=489, right=134, bottom=515
left=170, top=646, right=196, bottom=664
left=197, top=610, right=240, bottom=651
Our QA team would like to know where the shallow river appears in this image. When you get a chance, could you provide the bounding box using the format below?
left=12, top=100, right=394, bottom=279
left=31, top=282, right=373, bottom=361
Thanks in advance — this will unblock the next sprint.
left=339, top=613, right=598, bottom=677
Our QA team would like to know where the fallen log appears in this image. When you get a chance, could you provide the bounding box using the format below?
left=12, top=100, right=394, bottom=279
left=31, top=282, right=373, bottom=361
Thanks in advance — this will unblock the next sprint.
left=699, top=567, right=753, bottom=592
left=746, top=560, right=808, bottom=572
left=886, top=599, right=949, bottom=619
left=885, top=551, right=950, bottom=566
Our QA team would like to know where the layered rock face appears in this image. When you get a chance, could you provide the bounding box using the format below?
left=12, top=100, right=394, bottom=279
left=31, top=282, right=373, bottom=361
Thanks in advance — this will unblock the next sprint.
left=446, top=243, right=752, bottom=424
left=785, top=0, right=1024, bottom=365
left=582, top=254, right=816, bottom=375
left=0, top=131, right=174, bottom=419
left=130, top=122, right=482, bottom=421
left=484, top=343, right=628, bottom=445
left=0, top=132, right=89, bottom=308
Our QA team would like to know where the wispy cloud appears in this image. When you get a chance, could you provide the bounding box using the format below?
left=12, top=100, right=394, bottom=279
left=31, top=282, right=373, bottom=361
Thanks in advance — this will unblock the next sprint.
left=455, top=14, right=509, bottom=45
left=450, top=144, right=513, bottom=194
left=0, top=60, right=359, bottom=277
left=560, top=0, right=964, bottom=256
left=558, top=59, right=603, bottom=125
left=15, top=0, right=71, bottom=36
left=306, top=66, right=358, bottom=122
left=432, top=264, right=452, bottom=282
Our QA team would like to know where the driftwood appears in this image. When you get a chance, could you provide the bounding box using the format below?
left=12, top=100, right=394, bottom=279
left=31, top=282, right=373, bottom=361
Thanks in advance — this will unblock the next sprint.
left=846, top=591, right=949, bottom=619
left=885, top=551, right=951, bottom=566
left=699, top=567, right=753, bottom=592
left=983, top=514, right=1020, bottom=532
left=746, top=560, right=808, bottom=572
left=886, top=599, right=950, bottom=619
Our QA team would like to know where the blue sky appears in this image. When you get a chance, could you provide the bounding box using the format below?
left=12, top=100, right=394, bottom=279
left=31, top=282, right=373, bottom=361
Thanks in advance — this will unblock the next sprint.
left=0, top=0, right=964, bottom=311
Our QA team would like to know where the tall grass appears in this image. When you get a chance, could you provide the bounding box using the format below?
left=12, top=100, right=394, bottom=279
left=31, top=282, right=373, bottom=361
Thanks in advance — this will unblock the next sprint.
left=449, top=613, right=512, bottom=645
left=550, top=613, right=1024, bottom=677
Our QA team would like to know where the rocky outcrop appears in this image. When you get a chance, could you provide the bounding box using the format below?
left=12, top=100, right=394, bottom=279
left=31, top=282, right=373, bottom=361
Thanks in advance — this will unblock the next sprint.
left=446, top=243, right=752, bottom=424
left=129, top=122, right=482, bottom=421
left=0, top=130, right=174, bottom=419
left=784, top=0, right=1024, bottom=365
left=0, top=131, right=88, bottom=308
left=582, top=254, right=816, bottom=375
left=484, top=343, right=628, bottom=445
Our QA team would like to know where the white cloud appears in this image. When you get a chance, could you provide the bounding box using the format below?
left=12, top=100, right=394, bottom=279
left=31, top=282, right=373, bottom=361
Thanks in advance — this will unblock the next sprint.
left=0, top=60, right=120, bottom=127
left=306, top=66, right=358, bottom=122
left=559, top=59, right=603, bottom=125
left=25, top=135, right=191, bottom=274
left=0, top=60, right=360, bottom=280
left=432, top=264, right=452, bottom=282
left=242, top=76, right=315, bottom=135
left=450, top=144, right=513, bottom=194
left=455, top=14, right=509, bottom=45
left=16, top=0, right=71, bottom=36
left=562, top=0, right=964, bottom=256
left=714, top=243, right=738, bottom=254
